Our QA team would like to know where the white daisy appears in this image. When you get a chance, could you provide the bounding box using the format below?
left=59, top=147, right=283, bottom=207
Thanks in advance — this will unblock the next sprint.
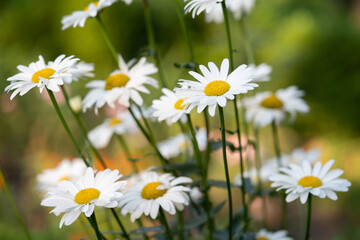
left=176, top=58, right=257, bottom=117
left=151, top=88, right=188, bottom=124
left=5, top=55, right=79, bottom=100
left=189, top=186, right=203, bottom=203
left=118, top=171, right=192, bottom=222
left=82, top=54, right=158, bottom=113
left=185, top=0, right=220, bottom=18
left=245, top=86, right=309, bottom=127
left=248, top=63, right=272, bottom=82
left=69, top=95, right=83, bottom=113
left=41, top=167, right=127, bottom=228
left=37, top=158, right=87, bottom=191
left=256, top=229, right=293, bottom=240
left=88, top=110, right=138, bottom=149
left=63, top=61, right=95, bottom=84
left=269, top=159, right=351, bottom=204
left=61, top=0, right=118, bottom=30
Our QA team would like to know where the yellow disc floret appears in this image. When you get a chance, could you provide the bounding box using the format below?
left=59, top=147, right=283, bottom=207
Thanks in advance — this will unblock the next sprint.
left=204, top=80, right=230, bottom=96
left=174, top=99, right=185, bottom=110
left=260, top=95, right=284, bottom=109
left=109, top=117, right=122, bottom=126
left=298, top=176, right=322, bottom=188
left=105, top=73, right=130, bottom=90
left=141, top=182, right=167, bottom=200
left=58, top=175, right=70, bottom=182
left=84, top=1, right=99, bottom=11
left=257, top=237, right=269, bottom=240
left=74, top=188, right=100, bottom=204
left=31, top=68, right=56, bottom=83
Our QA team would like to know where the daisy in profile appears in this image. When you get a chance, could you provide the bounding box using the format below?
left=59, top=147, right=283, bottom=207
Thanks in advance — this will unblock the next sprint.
left=118, top=171, right=192, bottom=222
left=245, top=86, right=309, bottom=127
left=185, top=0, right=220, bottom=18
left=61, top=0, right=118, bottom=30
left=62, top=61, right=95, bottom=84
left=248, top=63, right=272, bottom=82
left=269, top=159, right=351, bottom=204
left=256, top=229, right=293, bottom=240
left=176, top=58, right=257, bottom=116
left=88, top=110, right=138, bottom=149
left=5, top=55, right=79, bottom=100
left=151, top=88, right=188, bottom=124
left=37, top=158, right=87, bottom=191
left=82, top=54, right=158, bottom=113
left=41, top=167, right=127, bottom=228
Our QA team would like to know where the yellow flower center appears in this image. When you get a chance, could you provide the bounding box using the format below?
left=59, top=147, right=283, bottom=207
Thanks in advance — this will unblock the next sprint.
left=298, top=176, right=322, bottom=188
left=204, top=80, right=230, bottom=96
left=58, top=175, right=70, bottom=182
left=174, top=99, right=185, bottom=110
left=31, top=68, right=56, bottom=83
left=257, top=237, right=269, bottom=240
left=109, top=117, right=122, bottom=126
left=84, top=1, right=99, bottom=11
left=105, top=73, right=130, bottom=90
left=260, top=95, right=284, bottom=109
left=74, top=188, right=100, bottom=204
left=141, top=182, right=167, bottom=200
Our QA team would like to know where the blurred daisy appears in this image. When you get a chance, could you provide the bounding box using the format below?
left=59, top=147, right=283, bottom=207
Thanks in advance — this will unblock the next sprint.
left=189, top=186, right=203, bottom=203
left=88, top=110, right=138, bottom=149
left=248, top=63, right=272, bottom=82
left=82, top=54, right=158, bottom=113
left=151, top=88, right=188, bottom=124
left=37, top=158, right=87, bottom=191
left=63, top=62, right=95, bottom=84
left=269, top=159, right=351, bottom=204
left=176, top=58, right=257, bottom=117
left=61, top=0, right=118, bottom=30
left=256, top=229, right=293, bottom=240
left=118, top=171, right=192, bottom=222
left=185, top=0, right=220, bottom=18
left=69, top=95, right=83, bottom=113
left=245, top=86, right=309, bottom=127
left=41, top=167, right=127, bottom=228
left=5, top=55, right=78, bottom=100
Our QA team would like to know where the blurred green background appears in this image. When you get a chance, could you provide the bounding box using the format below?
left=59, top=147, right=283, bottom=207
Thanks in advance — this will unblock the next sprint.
left=0, top=0, right=359, bottom=239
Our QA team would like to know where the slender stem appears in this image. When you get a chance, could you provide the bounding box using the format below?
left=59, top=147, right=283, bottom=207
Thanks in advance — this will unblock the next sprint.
left=221, top=1, right=234, bottom=71
left=0, top=168, right=32, bottom=240
left=177, top=211, right=185, bottom=240
left=142, top=0, right=167, bottom=88
left=88, top=213, right=107, bottom=240
left=271, top=121, right=282, bottom=168
left=116, top=135, right=138, bottom=172
left=96, top=15, right=119, bottom=66
left=47, top=89, right=89, bottom=167
left=135, top=104, right=155, bottom=137
left=159, top=209, right=173, bottom=240
left=110, top=209, right=130, bottom=240
left=305, top=195, right=312, bottom=240
left=61, top=86, right=107, bottom=168
left=218, top=106, right=233, bottom=240
left=203, top=111, right=211, bottom=175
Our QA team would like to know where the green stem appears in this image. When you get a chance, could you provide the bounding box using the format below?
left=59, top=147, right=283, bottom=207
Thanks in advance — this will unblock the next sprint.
left=159, top=209, right=173, bottom=240
left=0, top=168, right=32, bottom=240
left=218, top=106, right=233, bottom=240
left=96, top=15, right=119, bottom=66
left=142, top=0, right=167, bottom=88
left=203, top=111, right=211, bottom=176
left=88, top=213, right=107, bottom=240
left=177, top=211, right=185, bottom=240
left=61, top=86, right=107, bottom=168
left=271, top=121, right=282, bottom=168
left=221, top=1, right=234, bottom=71
left=116, top=135, right=138, bottom=173
left=110, top=209, right=130, bottom=240
left=305, top=195, right=312, bottom=240
left=46, top=89, right=89, bottom=167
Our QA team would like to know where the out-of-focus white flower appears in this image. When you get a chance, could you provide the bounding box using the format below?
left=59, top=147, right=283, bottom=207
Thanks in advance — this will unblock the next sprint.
left=256, top=229, right=293, bottom=240
left=248, top=63, right=272, bottom=82
left=63, top=62, right=95, bottom=84
left=69, top=95, right=83, bottom=113
left=190, top=187, right=203, bottom=203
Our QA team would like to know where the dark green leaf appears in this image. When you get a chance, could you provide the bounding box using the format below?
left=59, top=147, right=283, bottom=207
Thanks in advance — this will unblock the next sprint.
left=225, top=129, right=238, bottom=135
left=126, top=157, right=142, bottom=162
left=130, top=226, right=164, bottom=235
left=210, top=139, right=222, bottom=151
left=208, top=179, right=237, bottom=189
left=174, top=61, right=198, bottom=70
left=160, top=162, right=201, bottom=173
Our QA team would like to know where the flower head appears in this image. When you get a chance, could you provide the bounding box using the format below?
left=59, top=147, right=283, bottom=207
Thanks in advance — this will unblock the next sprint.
left=61, top=0, right=118, bottom=30
left=248, top=63, right=272, bottom=82
left=41, top=167, right=127, bottom=228
left=5, top=55, right=79, bottom=100
left=256, top=229, right=293, bottom=240
left=82, top=54, right=158, bottom=113
left=118, top=171, right=192, bottom=222
left=269, top=159, right=351, bottom=204
left=63, top=61, right=95, bottom=84
left=185, top=0, right=220, bottom=18
left=245, top=86, right=309, bottom=127
left=176, top=59, right=257, bottom=116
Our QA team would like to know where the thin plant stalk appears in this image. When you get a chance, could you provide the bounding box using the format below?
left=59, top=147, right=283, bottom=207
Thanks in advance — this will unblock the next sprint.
left=116, top=135, right=138, bottom=173
left=218, top=106, right=233, bottom=240
left=177, top=211, right=185, bottom=240
left=88, top=212, right=107, bottom=240
left=110, top=209, right=130, bottom=240
left=96, top=16, right=119, bottom=66
left=304, top=195, right=312, bottom=240
left=221, top=1, right=234, bottom=70
left=47, top=89, right=90, bottom=167
left=186, top=114, right=215, bottom=240
left=0, top=168, right=32, bottom=240
left=159, top=209, right=173, bottom=240
left=142, top=0, right=167, bottom=88
left=203, top=111, right=211, bottom=175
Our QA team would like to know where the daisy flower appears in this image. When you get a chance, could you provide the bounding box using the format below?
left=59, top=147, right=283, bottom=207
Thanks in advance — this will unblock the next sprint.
left=118, top=171, right=192, bottom=222
left=62, top=61, right=95, bottom=84
left=245, top=86, right=309, bottom=127
left=69, top=95, right=83, bottom=113
left=37, top=158, right=87, bottom=191
left=88, top=110, right=138, bottom=149
left=41, top=167, right=127, bottom=228
left=176, top=58, right=257, bottom=117
left=82, top=54, right=158, bottom=113
left=269, top=159, right=351, bottom=204
left=5, top=55, right=79, bottom=100
left=185, top=0, right=220, bottom=18
left=61, top=0, right=118, bottom=30
left=248, top=63, right=272, bottom=82
left=151, top=88, right=188, bottom=124
left=256, top=229, right=293, bottom=240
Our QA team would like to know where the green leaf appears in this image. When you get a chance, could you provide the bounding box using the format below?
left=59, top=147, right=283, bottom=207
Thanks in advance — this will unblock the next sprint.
left=225, top=129, right=238, bottom=135
left=208, top=179, right=237, bottom=189
left=130, top=226, right=164, bottom=235
left=160, top=162, right=201, bottom=173
left=210, top=139, right=222, bottom=151
left=174, top=61, right=198, bottom=70
left=126, top=157, right=142, bottom=162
